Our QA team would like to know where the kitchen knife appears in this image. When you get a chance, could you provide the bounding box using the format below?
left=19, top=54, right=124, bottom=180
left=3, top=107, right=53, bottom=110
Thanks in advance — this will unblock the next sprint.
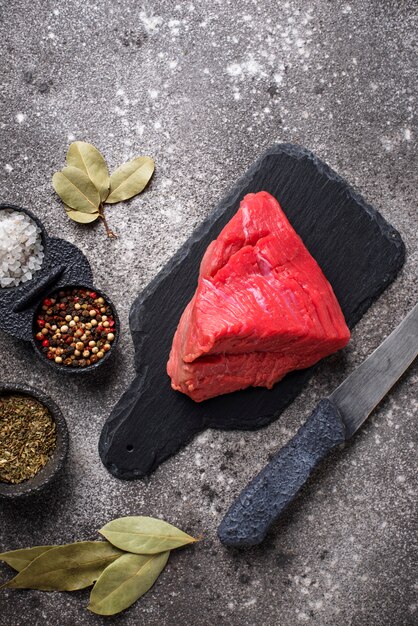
left=218, top=303, right=418, bottom=547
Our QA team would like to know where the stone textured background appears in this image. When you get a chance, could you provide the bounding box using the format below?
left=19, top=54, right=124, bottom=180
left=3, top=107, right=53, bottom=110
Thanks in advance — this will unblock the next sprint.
left=0, top=1, right=416, bottom=625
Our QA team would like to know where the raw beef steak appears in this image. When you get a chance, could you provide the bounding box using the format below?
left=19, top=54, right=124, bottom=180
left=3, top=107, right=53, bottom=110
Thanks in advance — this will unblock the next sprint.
left=167, top=191, right=350, bottom=402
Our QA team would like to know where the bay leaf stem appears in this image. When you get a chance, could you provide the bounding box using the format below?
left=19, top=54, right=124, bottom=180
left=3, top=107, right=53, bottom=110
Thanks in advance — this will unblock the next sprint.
left=99, top=204, right=117, bottom=239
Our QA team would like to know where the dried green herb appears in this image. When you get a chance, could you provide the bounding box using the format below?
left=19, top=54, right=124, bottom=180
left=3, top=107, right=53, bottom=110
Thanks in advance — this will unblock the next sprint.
left=0, top=395, right=56, bottom=484
left=0, top=546, right=55, bottom=572
left=1, top=517, right=199, bottom=616
left=2, top=542, right=123, bottom=591
left=52, top=141, right=154, bottom=239
left=66, top=142, right=109, bottom=202
left=64, top=206, right=99, bottom=224
left=52, top=167, right=100, bottom=214
left=105, top=156, right=154, bottom=204
left=88, top=551, right=170, bottom=616
left=99, top=516, right=198, bottom=554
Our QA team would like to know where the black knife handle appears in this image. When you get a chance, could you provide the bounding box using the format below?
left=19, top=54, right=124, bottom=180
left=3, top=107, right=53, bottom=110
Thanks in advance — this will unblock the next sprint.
left=217, top=398, right=346, bottom=547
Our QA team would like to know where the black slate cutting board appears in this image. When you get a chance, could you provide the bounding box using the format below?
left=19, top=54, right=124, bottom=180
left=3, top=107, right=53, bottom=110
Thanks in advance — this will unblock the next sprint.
left=99, top=144, right=405, bottom=480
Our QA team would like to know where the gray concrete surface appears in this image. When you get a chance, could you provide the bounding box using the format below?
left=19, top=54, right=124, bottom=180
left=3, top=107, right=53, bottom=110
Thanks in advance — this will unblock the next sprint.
left=0, top=1, right=416, bottom=624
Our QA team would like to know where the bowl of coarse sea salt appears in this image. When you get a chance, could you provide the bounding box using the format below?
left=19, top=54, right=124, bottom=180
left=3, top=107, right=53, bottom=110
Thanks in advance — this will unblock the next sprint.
left=0, top=204, right=120, bottom=374
left=0, top=206, right=46, bottom=289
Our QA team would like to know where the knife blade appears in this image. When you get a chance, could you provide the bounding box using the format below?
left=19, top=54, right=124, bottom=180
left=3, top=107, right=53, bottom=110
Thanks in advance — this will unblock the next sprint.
left=218, top=303, right=418, bottom=547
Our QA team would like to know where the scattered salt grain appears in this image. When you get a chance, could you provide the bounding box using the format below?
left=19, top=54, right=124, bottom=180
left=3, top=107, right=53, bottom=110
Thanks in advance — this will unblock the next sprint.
left=0, top=209, right=44, bottom=288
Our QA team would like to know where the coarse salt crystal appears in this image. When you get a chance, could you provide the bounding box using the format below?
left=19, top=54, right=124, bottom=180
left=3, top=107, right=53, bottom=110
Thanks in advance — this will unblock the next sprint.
left=0, top=209, right=44, bottom=288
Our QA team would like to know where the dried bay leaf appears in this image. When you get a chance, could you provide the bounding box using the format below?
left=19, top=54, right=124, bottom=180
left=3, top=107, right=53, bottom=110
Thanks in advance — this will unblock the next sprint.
left=65, top=208, right=100, bottom=224
left=52, top=167, right=100, bottom=213
left=88, top=551, right=169, bottom=616
left=0, top=546, right=55, bottom=572
left=66, top=141, right=109, bottom=202
left=99, top=516, right=198, bottom=554
left=3, top=542, right=123, bottom=591
left=105, top=156, right=154, bottom=204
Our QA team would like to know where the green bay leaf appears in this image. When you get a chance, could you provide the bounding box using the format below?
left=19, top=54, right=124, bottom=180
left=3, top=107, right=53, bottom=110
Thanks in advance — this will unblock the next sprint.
left=88, top=551, right=169, bottom=616
left=99, top=516, right=198, bottom=554
left=3, top=541, right=123, bottom=591
left=105, top=156, right=154, bottom=204
left=65, top=208, right=100, bottom=224
left=0, top=546, right=55, bottom=572
left=52, top=167, right=100, bottom=213
left=66, top=141, right=110, bottom=202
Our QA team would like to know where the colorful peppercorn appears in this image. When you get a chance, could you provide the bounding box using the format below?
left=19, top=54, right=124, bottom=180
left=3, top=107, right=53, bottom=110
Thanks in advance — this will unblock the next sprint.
left=34, top=288, right=117, bottom=368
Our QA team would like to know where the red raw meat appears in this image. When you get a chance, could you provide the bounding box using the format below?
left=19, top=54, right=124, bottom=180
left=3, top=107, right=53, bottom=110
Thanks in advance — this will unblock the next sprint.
left=167, top=191, right=350, bottom=402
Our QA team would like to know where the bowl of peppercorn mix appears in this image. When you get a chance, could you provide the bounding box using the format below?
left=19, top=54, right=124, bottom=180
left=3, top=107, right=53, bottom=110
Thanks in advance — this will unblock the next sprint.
left=0, top=383, right=69, bottom=499
left=32, top=286, right=119, bottom=373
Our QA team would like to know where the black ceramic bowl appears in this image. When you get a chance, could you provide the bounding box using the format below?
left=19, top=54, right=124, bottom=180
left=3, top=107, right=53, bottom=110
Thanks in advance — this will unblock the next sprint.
left=0, top=383, right=69, bottom=499
left=31, top=284, right=120, bottom=375
left=0, top=203, right=48, bottom=289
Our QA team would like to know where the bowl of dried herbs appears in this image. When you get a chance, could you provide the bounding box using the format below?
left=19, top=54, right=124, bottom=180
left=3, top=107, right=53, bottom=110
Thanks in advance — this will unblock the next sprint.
left=0, top=383, right=69, bottom=499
